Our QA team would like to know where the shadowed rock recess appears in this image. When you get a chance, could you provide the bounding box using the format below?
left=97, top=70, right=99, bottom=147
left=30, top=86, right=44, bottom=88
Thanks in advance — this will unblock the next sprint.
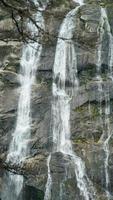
left=0, top=0, right=113, bottom=199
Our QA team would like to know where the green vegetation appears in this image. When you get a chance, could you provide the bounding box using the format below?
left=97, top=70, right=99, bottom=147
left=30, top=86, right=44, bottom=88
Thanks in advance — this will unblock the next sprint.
left=50, top=0, right=70, bottom=7
left=73, top=137, right=89, bottom=144
left=74, top=102, right=100, bottom=119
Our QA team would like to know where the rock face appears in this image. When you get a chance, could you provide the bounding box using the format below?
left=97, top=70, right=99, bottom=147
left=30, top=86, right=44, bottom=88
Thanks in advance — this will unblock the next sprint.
left=0, top=0, right=113, bottom=199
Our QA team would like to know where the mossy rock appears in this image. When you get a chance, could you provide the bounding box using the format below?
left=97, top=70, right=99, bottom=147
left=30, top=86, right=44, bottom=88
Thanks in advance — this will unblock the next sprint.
left=74, top=102, right=100, bottom=119
left=48, top=0, right=71, bottom=8
left=73, top=137, right=90, bottom=144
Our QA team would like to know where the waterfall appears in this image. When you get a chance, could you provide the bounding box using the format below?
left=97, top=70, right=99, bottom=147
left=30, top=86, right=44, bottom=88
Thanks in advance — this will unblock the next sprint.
left=101, top=8, right=113, bottom=199
left=73, top=0, right=84, bottom=5
left=52, top=30, right=79, bottom=153
left=96, top=7, right=113, bottom=199
left=44, top=3, right=95, bottom=200
left=1, top=2, right=44, bottom=200
left=100, top=8, right=113, bottom=79
left=44, top=154, right=52, bottom=200
left=52, top=6, right=95, bottom=200
left=96, top=8, right=105, bottom=118
left=103, top=88, right=111, bottom=200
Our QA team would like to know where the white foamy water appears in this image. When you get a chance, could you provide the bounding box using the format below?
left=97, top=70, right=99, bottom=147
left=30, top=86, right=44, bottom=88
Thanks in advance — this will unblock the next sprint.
left=103, top=91, right=111, bottom=200
left=73, top=0, right=84, bottom=5
left=7, top=10, right=44, bottom=164
left=52, top=7, right=79, bottom=153
left=96, top=7, right=113, bottom=199
left=101, top=8, right=113, bottom=79
left=44, top=5, right=95, bottom=200
left=102, top=9, right=113, bottom=200
left=44, top=154, right=52, bottom=200
left=96, top=8, right=105, bottom=117
left=1, top=1, right=44, bottom=200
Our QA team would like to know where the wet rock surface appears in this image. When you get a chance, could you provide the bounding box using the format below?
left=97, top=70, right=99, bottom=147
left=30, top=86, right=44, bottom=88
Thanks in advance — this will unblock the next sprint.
left=0, top=0, right=113, bottom=199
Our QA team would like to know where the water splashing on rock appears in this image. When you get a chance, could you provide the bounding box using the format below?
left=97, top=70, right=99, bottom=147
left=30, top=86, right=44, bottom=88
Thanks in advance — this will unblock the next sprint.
left=96, top=7, right=113, bottom=199
left=44, top=3, right=95, bottom=200
left=1, top=1, right=45, bottom=200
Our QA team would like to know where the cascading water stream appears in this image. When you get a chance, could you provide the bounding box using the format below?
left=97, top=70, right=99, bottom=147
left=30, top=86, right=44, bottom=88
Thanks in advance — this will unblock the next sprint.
left=103, top=88, right=111, bottom=199
left=44, top=154, right=52, bottom=200
left=96, top=7, right=105, bottom=119
left=103, top=11, right=113, bottom=80
left=44, top=2, right=95, bottom=200
left=73, top=0, right=84, bottom=5
left=1, top=1, right=44, bottom=200
left=96, top=7, right=113, bottom=199
left=101, top=8, right=113, bottom=199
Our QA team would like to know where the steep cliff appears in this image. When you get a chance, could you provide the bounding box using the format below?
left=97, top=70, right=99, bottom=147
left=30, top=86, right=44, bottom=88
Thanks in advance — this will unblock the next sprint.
left=0, top=0, right=113, bottom=199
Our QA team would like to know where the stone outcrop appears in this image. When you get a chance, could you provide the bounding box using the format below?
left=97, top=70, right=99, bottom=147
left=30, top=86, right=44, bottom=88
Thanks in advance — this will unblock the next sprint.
left=0, top=0, right=113, bottom=199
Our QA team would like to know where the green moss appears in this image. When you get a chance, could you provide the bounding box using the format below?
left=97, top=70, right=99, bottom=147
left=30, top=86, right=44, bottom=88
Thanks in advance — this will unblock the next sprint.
left=74, top=137, right=89, bottom=144
left=74, top=102, right=100, bottom=118
left=91, top=105, right=100, bottom=118
left=50, top=0, right=70, bottom=7
left=87, top=0, right=100, bottom=4
left=73, top=132, right=103, bottom=144
left=74, top=105, right=86, bottom=112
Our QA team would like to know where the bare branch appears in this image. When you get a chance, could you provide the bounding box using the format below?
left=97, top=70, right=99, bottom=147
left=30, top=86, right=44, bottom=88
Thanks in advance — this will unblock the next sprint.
left=0, top=0, right=99, bottom=54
